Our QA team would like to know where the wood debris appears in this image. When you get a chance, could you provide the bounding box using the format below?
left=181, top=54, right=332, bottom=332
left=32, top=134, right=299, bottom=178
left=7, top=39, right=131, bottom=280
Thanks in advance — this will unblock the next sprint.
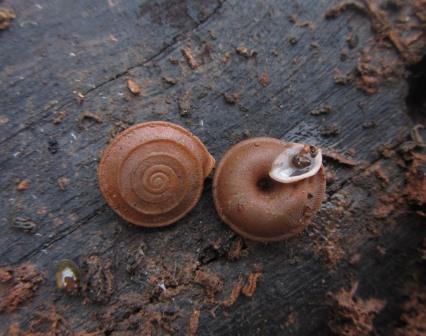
left=258, top=72, right=271, bottom=87
left=310, top=42, right=320, bottom=49
left=52, top=111, right=66, bottom=124
left=127, top=79, right=141, bottom=95
left=322, top=148, right=359, bottom=166
left=346, top=32, right=359, bottom=49
left=193, top=269, right=223, bottom=299
left=12, top=217, right=38, bottom=233
left=394, top=286, right=426, bottom=336
left=82, top=255, right=114, bottom=304
left=410, top=124, right=426, bottom=147
left=241, top=271, right=261, bottom=298
left=362, top=120, right=377, bottom=129
left=320, top=123, right=340, bottom=137
left=288, top=36, right=299, bottom=45
left=236, top=45, right=256, bottom=58
left=0, top=267, right=13, bottom=282
left=311, top=105, right=333, bottom=116
left=181, top=47, right=199, bottom=69
left=222, top=277, right=244, bottom=307
left=57, top=176, right=70, bottom=191
left=162, top=76, right=177, bottom=85
left=328, top=282, right=386, bottom=336
left=8, top=306, right=73, bottom=335
left=188, top=309, right=201, bottom=336
left=178, top=91, right=192, bottom=117
left=224, top=92, right=240, bottom=105
left=334, top=68, right=353, bottom=85
left=227, top=237, right=245, bottom=260
left=17, top=180, right=29, bottom=191
left=0, top=263, right=44, bottom=313
left=288, top=14, right=315, bottom=29
left=0, top=115, right=10, bottom=125
left=325, top=0, right=426, bottom=93
left=79, top=112, right=102, bottom=124
left=223, top=52, right=231, bottom=63
left=169, top=57, right=179, bottom=65
left=404, top=152, right=426, bottom=206
left=0, top=7, right=15, bottom=30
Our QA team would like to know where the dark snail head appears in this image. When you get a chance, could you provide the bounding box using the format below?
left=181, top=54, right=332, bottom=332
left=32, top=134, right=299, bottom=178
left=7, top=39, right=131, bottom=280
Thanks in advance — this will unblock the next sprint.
left=213, top=138, right=325, bottom=242
left=98, top=121, right=215, bottom=227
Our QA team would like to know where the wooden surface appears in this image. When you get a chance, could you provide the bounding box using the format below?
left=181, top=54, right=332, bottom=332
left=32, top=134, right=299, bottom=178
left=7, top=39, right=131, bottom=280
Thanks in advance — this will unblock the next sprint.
left=0, top=0, right=425, bottom=335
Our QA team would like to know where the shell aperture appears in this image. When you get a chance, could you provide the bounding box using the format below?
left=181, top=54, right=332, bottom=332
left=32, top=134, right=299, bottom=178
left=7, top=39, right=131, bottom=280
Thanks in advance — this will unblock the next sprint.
left=269, top=143, right=322, bottom=183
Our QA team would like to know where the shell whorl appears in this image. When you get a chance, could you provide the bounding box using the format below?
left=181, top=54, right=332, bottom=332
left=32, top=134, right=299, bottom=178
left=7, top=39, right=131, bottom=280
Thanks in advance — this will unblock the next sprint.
left=98, top=121, right=215, bottom=227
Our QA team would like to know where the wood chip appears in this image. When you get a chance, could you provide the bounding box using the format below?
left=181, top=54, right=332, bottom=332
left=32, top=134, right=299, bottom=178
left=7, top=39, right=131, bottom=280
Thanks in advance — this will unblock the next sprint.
left=311, top=105, right=333, bottom=116
left=0, top=115, right=9, bottom=125
left=178, top=91, right=192, bottom=117
left=242, top=272, right=261, bottom=298
left=236, top=46, right=256, bottom=58
left=288, top=36, right=299, bottom=45
left=193, top=269, right=223, bottom=299
left=181, top=47, right=199, bottom=69
left=224, top=92, right=240, bottom=105
left=188, top=309, right=201, bottom=336
left=222, top=278, right=243, bottom=307
left=0, top=267, right=12, bottom=282
left=0, top=7, right=15, bottom=30
left=169, top=57, right=179, bottom=65
left=12, top=217, right=37, bottom=233
left=258, top=72, right=271, bottom=87
left=52, top=111, right=66, bottom=125
left=80, top=112, right=102, bottom=124
left=223, top=52, right=231, bottom=63
left=320, top=123, right=340, bottom=137
left=334, top=68, right=353, bottom=85
left=127, top=79, right=141, bottom=95
left=17, top=180, right=29, bottom=191
left=57, top=177, right=70, bottom=191
left=322, top=149, right=359, bottom=166
left=162, top=76, right=177, bottom=85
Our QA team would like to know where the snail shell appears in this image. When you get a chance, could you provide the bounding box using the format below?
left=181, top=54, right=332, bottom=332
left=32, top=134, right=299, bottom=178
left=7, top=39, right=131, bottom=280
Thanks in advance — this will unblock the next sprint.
left=98, top=121, right=215, bottom=227
left=55, top=259, right=80, bottom=294
left=213, top=138, right=325, bottom=242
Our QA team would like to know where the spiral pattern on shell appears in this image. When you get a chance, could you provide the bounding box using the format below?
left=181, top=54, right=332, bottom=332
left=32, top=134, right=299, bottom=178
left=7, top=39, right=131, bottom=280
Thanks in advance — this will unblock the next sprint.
left=98, top=121, right=215, bottom=227
left=213, top=137, right=325, bottom=242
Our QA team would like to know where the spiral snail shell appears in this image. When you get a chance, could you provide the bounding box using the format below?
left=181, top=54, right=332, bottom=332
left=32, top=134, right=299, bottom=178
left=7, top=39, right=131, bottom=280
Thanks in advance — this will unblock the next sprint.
left=98, top=121, right=215, bottom=227
left=213, top=138, right=325, bottom=242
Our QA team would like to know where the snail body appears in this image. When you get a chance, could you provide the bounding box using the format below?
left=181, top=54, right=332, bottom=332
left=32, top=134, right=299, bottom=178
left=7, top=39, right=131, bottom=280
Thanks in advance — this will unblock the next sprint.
left=98, top=121, right=215, bottom=227
left=213, top=138, right=325, bottom=242
left=270, top=143, right=322, bottom=183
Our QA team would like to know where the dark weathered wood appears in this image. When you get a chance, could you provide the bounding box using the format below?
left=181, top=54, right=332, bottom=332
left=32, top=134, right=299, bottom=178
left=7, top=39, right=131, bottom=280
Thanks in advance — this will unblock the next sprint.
left=1, top=0, right=425, bottom=335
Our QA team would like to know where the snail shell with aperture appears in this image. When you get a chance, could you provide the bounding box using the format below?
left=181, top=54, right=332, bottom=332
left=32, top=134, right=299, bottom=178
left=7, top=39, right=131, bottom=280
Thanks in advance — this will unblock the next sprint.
left=213, top=138, right=325, bottom=242
left=98, top=121, right=215, bottom=227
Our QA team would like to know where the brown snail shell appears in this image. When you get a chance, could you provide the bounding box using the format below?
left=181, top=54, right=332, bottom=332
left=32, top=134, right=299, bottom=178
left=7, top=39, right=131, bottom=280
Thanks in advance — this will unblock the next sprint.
left=98, top=121, right=215, bottom=227
left=213, top=137, right=326, bottom=242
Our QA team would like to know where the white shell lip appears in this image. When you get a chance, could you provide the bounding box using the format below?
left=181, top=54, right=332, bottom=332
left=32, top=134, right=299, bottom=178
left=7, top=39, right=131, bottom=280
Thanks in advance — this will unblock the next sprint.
left=269, top=143, right=322, bottom=183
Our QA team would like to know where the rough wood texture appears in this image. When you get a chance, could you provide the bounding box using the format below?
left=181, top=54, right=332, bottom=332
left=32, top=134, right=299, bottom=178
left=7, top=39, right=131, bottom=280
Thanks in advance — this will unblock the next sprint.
left=1, top=0, right=425, bottom=335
